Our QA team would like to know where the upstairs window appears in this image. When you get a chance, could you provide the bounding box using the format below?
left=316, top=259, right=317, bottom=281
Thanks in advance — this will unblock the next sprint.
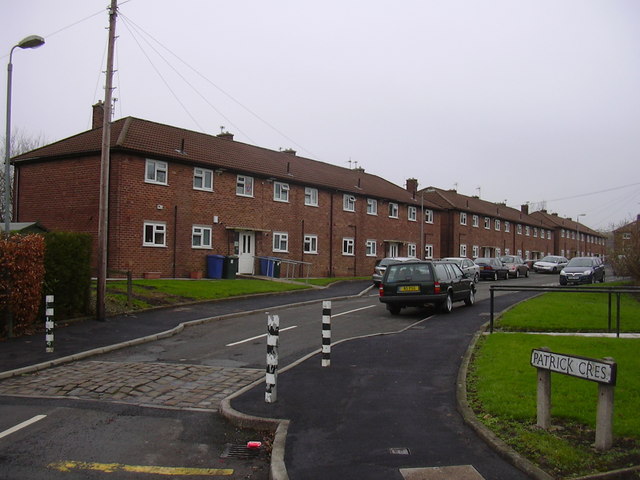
left=389, top=202, right=399, bottom=218
left=495, top=219, right=501, bottom=231
left=425, top=209, right=434, bottom=224
left=145, top=159, right=168, bottom=185
left=343, top=194, right=356, bottom=212
left=484, top=217, right=491, bottom=229
left=305, top=187, right=318, bottom=206
left=408, top=206, right=417, bottom=222
left=460, top=212, right=467, bottom=225
left=367, top=198, right=378, bottom=215
left=274, top=182, right=290, bottom=202
left=472, top=215, right=479, bottom=227
left=505, top=221, right=510, bottom=233
left=236, top=175, right=254, bottom=197
left=193, top=167, right=213, bottom=191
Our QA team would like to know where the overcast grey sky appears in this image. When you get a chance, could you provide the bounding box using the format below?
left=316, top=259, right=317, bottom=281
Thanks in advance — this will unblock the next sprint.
left=3, top=0, right=640, bottom=231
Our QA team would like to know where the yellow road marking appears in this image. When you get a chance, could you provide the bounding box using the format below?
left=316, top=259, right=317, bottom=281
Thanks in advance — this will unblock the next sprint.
left=48, top=461, right=233, bottom=476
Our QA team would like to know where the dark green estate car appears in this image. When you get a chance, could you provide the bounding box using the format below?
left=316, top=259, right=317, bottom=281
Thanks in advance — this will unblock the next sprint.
left=379, top=260, right=476, bottom=315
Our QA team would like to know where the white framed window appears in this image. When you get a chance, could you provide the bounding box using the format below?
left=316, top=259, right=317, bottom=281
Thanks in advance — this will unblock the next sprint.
left=273, top=232, right=289, bottom=252
left=367, top=198, right=378, bottom=215
left=192, top=225, right=212, bottom=248
left=145, top=159, right=168, bottom=185
left=472, top=245, right=479, bottom=258
left=143, top=221, right=166, bottom=247
left=505, top=221, right=510, bottom=233
left=623, top=232, right=632, bottom=240
left=193, top=167, right=213, bottom=191
left=274, top=181, right=290, bottom=202
left=534, top=227, right=538, bottom=238
left=517, top=224, right=522, bottom=235
left=561, top=229, right=565, bottom=238
left=343, top=194, right=356, bottom=212
left=425, top=244, right=434, bottom=259
left=408, top=243, right=417, bottom=257
left=236, top=175, right=254, bottom=197
left=484, top=217, right=491, bottom=229
left=517, top=249, right=522, bottom=257
left=425, top=209, right=434, bottom=224
left=525, top=250, right=530, bottom=259
left=303, top=234, right=318, bottom=254
left=525, top=226, right=530, bottom=236
left=388, top=202, right=399, bottom=218
left=460, top=212, right=467, bottom=225
left=561, top=249, right=565, bottom=256
left=571, top=231, right=575, bottom=239
left=496, top=248, right=502, bottom=257
left=305, top=187, right=318, bottom=206
left=472, top=215, right=479, bottom=227
left=365, top=239, right=377, bottom=256
left=408, top=206, right=417, bottom=222
left=495, top=219, right=501, bottom=231
left=459, top=244, right=467, bottom=257
left=342, top=237, right=354, bottom=255
left=505, top=248, right=510, bottom=255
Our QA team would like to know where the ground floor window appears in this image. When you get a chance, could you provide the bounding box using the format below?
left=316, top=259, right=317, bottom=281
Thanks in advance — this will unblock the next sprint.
left=425, top=244, right=433, bottom=259
left=143, top=221, right=166, bottom=247
left=365, top=239, right=377, bottom=256
left=273, top=232, right=289, bottom=252
left=342, top=237, right=354, bottom=255
left=303, top=234, right=318, bottom=254
left=192, top=225, right=212, bottom=248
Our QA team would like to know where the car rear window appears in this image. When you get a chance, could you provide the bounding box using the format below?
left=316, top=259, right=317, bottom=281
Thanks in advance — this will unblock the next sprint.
left=386, top=264, right=433, bottom=282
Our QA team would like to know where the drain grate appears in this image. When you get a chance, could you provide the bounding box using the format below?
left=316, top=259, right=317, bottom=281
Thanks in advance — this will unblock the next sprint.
left=389, top=447, right=411, bottom=455
left=220, top=443, right=262, bottom=459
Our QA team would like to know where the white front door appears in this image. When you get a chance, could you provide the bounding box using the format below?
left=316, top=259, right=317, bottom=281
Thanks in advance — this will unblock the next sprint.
left=238, top=231, right=255, bottom=274
left=388, top=242, right=399, bottom=257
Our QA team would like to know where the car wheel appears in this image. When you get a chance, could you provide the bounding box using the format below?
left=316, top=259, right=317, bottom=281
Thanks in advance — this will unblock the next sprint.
left=440, top=293, right=453, bottom=313
left=559, top=279, right=567, bottom=286
left=474, top=273, right=479, bottom=284
left=515, top=270, right=520, bottom=279
left=552, top=267, right=557, bottom=273
left=600, top=273, right=605, bottom=283
left=464, top=288, right=475, bottom=306
left=387, top=304, right=401, bottom=315
left=503, top=271, right=509, bottom=280
left=493, top=272, right=498, bottom=281
left=525, top=269, right=529, bottom=278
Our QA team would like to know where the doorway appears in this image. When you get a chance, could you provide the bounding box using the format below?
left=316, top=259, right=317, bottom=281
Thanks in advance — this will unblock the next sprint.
left=238, top=231, right=255, bottom=274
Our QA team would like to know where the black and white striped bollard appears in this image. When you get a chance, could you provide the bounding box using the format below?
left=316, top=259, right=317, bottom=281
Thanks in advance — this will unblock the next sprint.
left=45, top=295, right=54, bottom=353
left=322, top=301, right=331, bottom=367
left=265, top=313, right=279, bottom=403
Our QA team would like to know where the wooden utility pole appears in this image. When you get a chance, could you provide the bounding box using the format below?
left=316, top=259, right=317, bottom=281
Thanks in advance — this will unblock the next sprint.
left=96, top=0, right=117, bottom=321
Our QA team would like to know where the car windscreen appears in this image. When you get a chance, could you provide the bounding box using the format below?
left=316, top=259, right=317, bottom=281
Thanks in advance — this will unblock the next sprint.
left=566, top=258, right=593, bottom=267
left=500, top=256, right=515, bottom=263
left=385, top=264, right=433, bottom=282
left=539, top=257, right=557, bottom=263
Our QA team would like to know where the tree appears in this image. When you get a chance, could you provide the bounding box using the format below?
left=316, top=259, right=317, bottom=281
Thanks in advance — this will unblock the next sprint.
left=0, top=129, right=46, bottom=224
left=608, top=216, right=640, bottom=284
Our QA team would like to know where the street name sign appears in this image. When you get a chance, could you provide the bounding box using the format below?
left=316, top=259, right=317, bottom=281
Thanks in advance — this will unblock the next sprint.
left=530, top=349, right=617, bottom=385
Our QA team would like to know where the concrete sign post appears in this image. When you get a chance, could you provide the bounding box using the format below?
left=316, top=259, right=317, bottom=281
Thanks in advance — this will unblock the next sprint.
left=531, top=348, right=617, bottom=450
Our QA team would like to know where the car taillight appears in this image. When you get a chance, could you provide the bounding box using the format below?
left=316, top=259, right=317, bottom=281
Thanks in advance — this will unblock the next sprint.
left=434, top=282, right=441, bottom=294
left=379, top=284, right=384, bottom=296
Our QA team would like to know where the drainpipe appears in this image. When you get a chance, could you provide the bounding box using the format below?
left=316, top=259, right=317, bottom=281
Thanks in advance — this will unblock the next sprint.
left=329, top=193, right=334, bottom=277
left=173, top=205, right=178, bottom=278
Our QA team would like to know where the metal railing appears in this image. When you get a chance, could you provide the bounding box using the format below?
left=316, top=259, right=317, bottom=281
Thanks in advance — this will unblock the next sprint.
left=253, top=256, right=313, bottom=281
left=489, top=285, right=640, bottom=337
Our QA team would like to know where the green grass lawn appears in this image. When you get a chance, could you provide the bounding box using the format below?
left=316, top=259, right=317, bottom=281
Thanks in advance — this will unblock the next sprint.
left=469, top=286, right=640, bottom=477
left=498, top=289, right=640, bottom=332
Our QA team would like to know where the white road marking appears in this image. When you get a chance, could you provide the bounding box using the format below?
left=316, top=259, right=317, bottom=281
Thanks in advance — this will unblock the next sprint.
left=0, top=415, right=47, bottom=440
left=226, top=326, right=298, bottom=347
left=331, top=305, right=376, bottom=317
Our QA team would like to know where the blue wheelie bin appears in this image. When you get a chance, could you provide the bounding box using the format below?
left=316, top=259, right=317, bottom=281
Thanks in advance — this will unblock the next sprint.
left=207, top=254, right=224, bottom=279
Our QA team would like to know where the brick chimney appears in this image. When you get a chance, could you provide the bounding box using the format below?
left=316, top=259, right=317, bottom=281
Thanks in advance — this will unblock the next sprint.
left=521, top=204, right=529, bottom=215
left=92, top=101, right=104, bottom=129
left=282, top=148, right=296, bottom=155
left=217, top=131, right=234, bottom=141
left=406, top=178, right=418, bottom=194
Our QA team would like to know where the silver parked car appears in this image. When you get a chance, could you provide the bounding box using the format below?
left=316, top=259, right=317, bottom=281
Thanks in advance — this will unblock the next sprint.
left=499, top=255, right=529, bottom=278
left=533, top=255, right=569, bottom=273
left=372, top=257, right=414, bottom=287
left=441, top=257, right=480, bottom=283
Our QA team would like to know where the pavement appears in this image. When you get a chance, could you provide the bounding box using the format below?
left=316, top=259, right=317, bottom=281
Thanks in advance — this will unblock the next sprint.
left=0, top=280, right=557, bottom=479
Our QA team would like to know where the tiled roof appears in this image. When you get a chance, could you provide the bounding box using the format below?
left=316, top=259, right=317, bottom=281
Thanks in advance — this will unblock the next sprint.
left=13, top=116, right=440, bottom=207
left=421, top=187, right=544, bottom=225
left=530, top=210, right=602, bottom=237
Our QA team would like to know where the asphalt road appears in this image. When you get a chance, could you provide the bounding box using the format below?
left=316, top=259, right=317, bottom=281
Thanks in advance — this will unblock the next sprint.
left=0, top=272, right=560, bottom=480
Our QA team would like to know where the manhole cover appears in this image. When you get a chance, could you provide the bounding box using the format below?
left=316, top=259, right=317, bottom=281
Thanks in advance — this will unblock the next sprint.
left=389, top=447, right=411, bottom=455
left=220, top=443, right=262, bottom=459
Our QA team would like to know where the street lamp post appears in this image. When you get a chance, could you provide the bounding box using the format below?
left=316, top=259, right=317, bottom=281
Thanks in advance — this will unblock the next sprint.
left=4, top=35, right=45, bottom=235
left=576, top=213, right=586, bottom=257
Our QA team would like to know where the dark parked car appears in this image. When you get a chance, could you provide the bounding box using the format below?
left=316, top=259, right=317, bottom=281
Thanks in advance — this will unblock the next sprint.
left=533, top=255, right=569, bottom=273
left=441, top=257, right=480, bottom=283
left=499, top=255, right=529, bottom=278
left=372, top=257, right=414, bottom=287
left=379, top=260, right=475, bottom=314
left=559, top=257, right=606, bottom=285
left=474, top=257, right=509, bottom=280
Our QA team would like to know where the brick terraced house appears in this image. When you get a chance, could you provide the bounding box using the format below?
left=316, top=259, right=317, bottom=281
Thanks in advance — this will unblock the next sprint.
left=420, top=187, right=606, bottom=261
left=12, top=105, right=442, bottom=278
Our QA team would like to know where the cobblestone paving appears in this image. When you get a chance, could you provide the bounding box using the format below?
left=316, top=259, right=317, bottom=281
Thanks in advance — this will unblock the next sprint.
left=0, top=361, right=263, bottom=410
